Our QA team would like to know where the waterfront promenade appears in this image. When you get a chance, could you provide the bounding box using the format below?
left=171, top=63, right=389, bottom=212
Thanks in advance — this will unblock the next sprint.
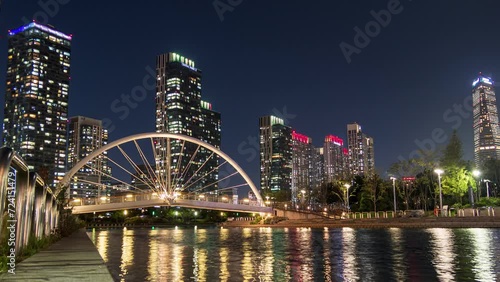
left=0, top=229, right=113, bottom=282
left=224, top=216, right=500, bottom=228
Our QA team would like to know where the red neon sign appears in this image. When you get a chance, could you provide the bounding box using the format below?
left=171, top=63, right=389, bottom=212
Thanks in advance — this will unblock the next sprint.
left=292, top=130, right=310, bottom=143
left=402, top=176, right=416, bottom=181
left=325, top=135, right=343, bottom=146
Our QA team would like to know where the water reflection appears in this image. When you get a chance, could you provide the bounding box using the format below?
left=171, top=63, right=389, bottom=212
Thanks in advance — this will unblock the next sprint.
left=89, top=227, right=500, bottom=282
left=428, top=228, right=457, bottom=281
left=95, top=229, right=109, bottom=262
left=469, top=229, right=496, bottom=281
left=257, top=228, right=274, bottom=281
left=341, top=227, right=358, bottom=281
left=389, top=228, right=405, bottom=281
left=193, top=228, right=207, bottom=282
left=119, top=228, right=134, bottom=281
left=147, top=229, right=158, bottom=280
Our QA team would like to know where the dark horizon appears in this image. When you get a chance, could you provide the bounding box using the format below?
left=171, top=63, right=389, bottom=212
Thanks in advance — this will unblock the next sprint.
left=2, top=1, right=500, bottom=187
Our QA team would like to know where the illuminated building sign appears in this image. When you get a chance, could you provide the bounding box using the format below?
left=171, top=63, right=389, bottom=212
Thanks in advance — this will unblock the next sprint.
left=270, top=116, right=284, bottom=126
left=8, top=22, right=72, bottom=40
left=325, top=135, right=343, bottom=146
left=292, top=131, right=310, bottom=144
left=343, top=148, right=349, bottom=155
left=169, top=52, right=197, bottom=71
left=402, top=176, right=416, bottom=181
left=201, top=100, right=212, bottom=110
left=473, top=77, right=493, bottom=87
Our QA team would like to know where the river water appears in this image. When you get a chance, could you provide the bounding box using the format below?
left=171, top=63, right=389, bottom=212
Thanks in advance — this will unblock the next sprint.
left=88, top=227, right=500, bottom=281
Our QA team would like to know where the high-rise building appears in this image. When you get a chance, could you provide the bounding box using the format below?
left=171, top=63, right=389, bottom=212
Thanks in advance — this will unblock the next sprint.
left=67, top=116, right=110, bottom=198
left=291, top=130, right=315, bottom=203
left=347, top=123, right=375, bottom=176
left=473, top=74, right=500, bottom=166
left=365, top=135, right=375, bottom=175
left=259, top=115, right=292, bottom=199
left=324, top=135, right=348, bottom=182
left=155, top=52, right=221, bottom=193
left=313, top=147, right=325, bottom=187
left=3, top=22, right=71, bottom=187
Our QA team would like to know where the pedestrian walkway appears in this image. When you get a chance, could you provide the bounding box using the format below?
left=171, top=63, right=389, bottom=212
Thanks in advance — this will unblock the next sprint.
left=0, top=229, right=113, bottom=282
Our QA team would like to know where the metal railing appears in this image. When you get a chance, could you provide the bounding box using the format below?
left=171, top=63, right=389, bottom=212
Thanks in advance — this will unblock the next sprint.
left=71, top=192, right=264, bottom=208
left=0, top=147, right=59, bottom=255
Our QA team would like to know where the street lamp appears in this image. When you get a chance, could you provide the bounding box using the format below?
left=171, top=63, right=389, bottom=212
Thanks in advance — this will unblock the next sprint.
left=434, top=169, right=444, bottom=216
left=343, top=183, right=351, bottom=211
left=390, top=177, right=397, bottom=215
left=484, top=179, right=491, bottom=198
left=300, top=190, right=306, bottom=209
left=472, top=170, right=481, bottom=203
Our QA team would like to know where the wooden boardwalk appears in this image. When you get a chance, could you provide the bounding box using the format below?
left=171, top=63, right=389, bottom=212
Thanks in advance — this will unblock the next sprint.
left=0, top=229, right=113, bottom=282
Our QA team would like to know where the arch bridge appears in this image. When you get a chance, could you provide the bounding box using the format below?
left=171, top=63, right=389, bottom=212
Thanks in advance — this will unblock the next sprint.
left=59, top=133, right=272, bottom=215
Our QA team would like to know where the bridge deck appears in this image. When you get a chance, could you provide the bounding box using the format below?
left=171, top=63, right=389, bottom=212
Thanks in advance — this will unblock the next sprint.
left=71, top=198, right=273, bottom=214
left=0, top=229, right=113, bottom=282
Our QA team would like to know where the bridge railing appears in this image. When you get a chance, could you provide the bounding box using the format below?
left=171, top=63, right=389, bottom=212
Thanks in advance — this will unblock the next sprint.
left=0, top=147, right=59, bottom=255
left=71, top=192, right=264, bottom=207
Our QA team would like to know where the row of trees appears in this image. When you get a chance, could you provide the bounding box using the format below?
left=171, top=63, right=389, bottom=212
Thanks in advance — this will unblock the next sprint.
left=310, top=130, right=499, bottom=213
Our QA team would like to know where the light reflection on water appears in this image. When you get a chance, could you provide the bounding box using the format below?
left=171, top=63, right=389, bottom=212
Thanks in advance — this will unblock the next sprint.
left=89, top=227, right=500, bottom=282
left=429, top=228, right=457, bottom=281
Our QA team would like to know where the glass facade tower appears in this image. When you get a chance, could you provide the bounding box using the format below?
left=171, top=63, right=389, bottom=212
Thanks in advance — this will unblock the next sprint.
left=155, top=52, right=221, bottom=193
left=3, top=22, right=71, bottom=187
left=473, top=74, right=500, bottom=166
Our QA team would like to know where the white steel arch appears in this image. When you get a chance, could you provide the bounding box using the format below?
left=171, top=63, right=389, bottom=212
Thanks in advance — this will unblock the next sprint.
left=58, top=132, right=264, bottom=204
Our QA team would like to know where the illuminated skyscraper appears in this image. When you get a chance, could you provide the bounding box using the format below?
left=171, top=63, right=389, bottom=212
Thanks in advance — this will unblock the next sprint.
left=155, top=52, right=221, bottom=193
left=2, top=22, right=71, bottom=187
left=291, top=131, right=316, bottom=203
left=347, top=123, right=375, bottom=176
left=259, top=115, right=292, bottom=199
left=472, top=74, right=500, bottom=166
left=67, top=116, right=110, bottom=199
left=324, top=135, right=348, bottom=182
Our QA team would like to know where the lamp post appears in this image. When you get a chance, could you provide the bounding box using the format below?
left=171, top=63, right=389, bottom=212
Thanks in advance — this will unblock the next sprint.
left=390, top=177, right=397, bottom=215
left=300, top=190, right=306, bottom=210
left=472, top=170, right=481, bottom=204
left=484, top=179, right=491, bottom=198
left=343, top=183, right=351, bottom=212
left=434, top=169, right=444, bottom=216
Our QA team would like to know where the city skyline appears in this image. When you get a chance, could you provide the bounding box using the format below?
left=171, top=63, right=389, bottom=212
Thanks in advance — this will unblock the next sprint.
left=2, top=1, right=500, bottom=188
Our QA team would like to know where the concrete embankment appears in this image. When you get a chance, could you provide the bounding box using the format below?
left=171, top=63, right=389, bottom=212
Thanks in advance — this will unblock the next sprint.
left=224, top=217, right=500, bottom=229
left=0, top=229, right=113, bottom=282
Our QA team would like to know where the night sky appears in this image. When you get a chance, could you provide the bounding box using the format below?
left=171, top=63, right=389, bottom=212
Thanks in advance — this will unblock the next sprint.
left=2, top=1, right=500, bottom=187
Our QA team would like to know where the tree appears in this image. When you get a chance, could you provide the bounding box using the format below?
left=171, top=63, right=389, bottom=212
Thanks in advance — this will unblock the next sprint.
left=441, top=166, right=476, bottom=204
left=481, top=159, right=500, bottom=197
left=441, top=130, right=465, bottom=167
left=361, top=174, right=386, bottom=213
left=440, top=130, right=475, bottom=204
